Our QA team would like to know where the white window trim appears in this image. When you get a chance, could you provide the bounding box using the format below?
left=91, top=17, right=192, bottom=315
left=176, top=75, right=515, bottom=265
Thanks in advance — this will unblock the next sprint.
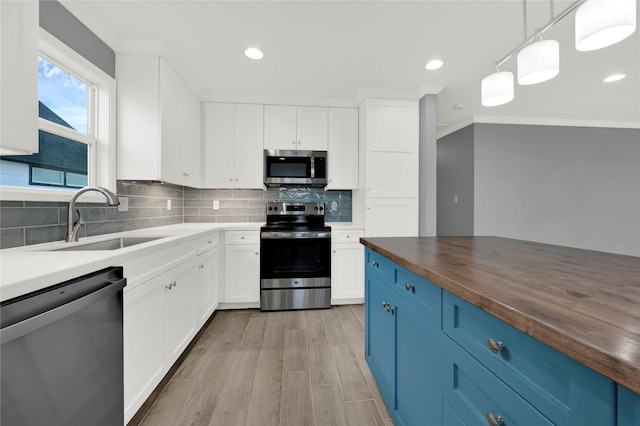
left=0, top=28, right=116, bottom=203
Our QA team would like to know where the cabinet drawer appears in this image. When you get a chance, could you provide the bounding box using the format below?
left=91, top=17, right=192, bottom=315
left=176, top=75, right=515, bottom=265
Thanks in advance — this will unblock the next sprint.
left=442, top=335, right=553, bottom=426
left=225, top=230, right=260, bottom=245
left=443, top=291, right=615, bottom=425
left=198, top=232, right=220, bottom=253
left=364, top=248, right=394, bottom=284
left=394, top=265, right=440, bottom=319
left=332, top=229, right=364, bottom=243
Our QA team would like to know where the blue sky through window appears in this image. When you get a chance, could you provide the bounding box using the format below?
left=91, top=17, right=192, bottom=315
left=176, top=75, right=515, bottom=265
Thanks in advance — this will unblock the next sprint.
left=38, top=56, right=88, bottom=133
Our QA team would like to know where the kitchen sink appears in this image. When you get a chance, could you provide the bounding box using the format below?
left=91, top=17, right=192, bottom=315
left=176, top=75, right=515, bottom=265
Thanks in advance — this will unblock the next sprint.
left=48, top=236, right=166, bottom=251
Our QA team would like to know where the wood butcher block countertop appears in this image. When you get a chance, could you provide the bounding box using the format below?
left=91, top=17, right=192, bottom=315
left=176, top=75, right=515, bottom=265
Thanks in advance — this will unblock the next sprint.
left=360, top=236, right=640, bottom=394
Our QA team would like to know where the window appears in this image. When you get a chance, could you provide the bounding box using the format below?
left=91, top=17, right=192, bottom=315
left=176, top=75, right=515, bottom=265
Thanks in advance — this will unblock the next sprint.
left=0, top=29, right=115, bottom=201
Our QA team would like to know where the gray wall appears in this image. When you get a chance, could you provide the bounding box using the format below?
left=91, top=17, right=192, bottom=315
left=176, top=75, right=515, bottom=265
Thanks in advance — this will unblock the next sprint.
left=39, top=0, right=115, bottom=77
left=419, top=94, right=437, bottom=236
left=474, top=124, right=640, bottom=256
left=437, top=124, right=474, bottom=236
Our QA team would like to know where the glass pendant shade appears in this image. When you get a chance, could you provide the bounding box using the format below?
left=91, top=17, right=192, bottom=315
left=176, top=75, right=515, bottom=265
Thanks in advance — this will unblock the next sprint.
left=517, top=39, right=560, bottom=85
left=575, top=0, right=637, bottom=51
left=481, top=71, right=514, bottom=107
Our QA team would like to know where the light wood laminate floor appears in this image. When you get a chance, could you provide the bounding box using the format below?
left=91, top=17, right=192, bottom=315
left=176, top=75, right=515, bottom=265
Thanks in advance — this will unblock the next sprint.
left=138, top=305, right=393, bottom=426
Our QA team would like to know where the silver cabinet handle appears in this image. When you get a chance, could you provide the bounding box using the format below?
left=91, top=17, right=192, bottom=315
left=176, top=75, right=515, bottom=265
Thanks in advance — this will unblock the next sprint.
left=199, top=264, right=204, bottom=269
left=382, top=301, right=388, bottom=309
left=372, top=261, right=379, bottom=267
left=255, top=251, right=259, bottom=255
left=208, top=240, right=212, bottom=244
left=487, top=338, right=505, bottom=354
left=486, top=412, right=505, bottom=426
left=405, top=283, right=415, bottom=293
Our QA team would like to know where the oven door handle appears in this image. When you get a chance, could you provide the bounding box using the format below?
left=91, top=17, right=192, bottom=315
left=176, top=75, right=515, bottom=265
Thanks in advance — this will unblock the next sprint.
left=260, top=231, right=332, bottom=239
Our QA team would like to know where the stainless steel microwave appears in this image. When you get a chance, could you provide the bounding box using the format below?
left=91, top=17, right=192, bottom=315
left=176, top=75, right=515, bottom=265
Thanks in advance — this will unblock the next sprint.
left=264, top=150, right=327, bottom=187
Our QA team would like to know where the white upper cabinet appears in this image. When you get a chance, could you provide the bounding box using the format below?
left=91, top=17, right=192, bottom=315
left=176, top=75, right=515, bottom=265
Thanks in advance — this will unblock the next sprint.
left=0, top=0, right=38, bottom=155
left=203, top=103, right=263, bottom=189
left=117, top=55, right=201, bottom=187
left=264, top=105, right=328, bottom=151
left=361, top=99, right=419, bottom=198
left=327, top=107, right=358, bottom=190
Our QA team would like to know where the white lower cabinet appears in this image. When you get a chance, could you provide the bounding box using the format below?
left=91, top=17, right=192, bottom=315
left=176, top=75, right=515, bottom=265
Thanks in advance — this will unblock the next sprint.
left=196, top=233, right=221, bottom=324
left=224, top=230, right=260, bottom=306
left=124, top=256, right=198, bottom=423
left=331, top=228, right=365, bottom=303
left=163, top=258, right=198, bottom=364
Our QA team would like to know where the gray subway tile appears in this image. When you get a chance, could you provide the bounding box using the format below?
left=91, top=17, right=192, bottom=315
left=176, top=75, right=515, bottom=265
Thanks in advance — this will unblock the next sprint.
left=184, top=188, right=201, bottom=200
left=107, top=207, right=141, bottom=220
left=184, top=216, right=218, bottom=223
left=200, top=189, right=234, bottom=200
left=248, top=215, right=266, bottom=223
left=1, top=228, right=25, bottom=248
left=25, top=225, right=67, bottom=245
left=25, top=201, right=67, bottom=208
left=233, top=207, right=264, bottom=215
left=1, top=207, right=59, bottom=228
left=85, top=221, right=124, bottom=237
left=149, top=216, right=180, bottom=227
left=123, top=218, right=152, bottom=231
left=232, top=189, right=265, bottom=200
left=214, top=215, right=248, bottom=223
left=183, top=208, right=200, bottom=216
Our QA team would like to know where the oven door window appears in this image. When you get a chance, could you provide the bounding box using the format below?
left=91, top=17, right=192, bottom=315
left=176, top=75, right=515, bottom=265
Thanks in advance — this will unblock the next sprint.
left=260, top=237, right=330, bottom=279
left=266, top=157, right=311, bottom=178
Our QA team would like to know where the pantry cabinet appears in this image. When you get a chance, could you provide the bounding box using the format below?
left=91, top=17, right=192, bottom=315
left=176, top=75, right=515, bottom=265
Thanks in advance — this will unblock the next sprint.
left=358, top=99, right=419, bottom=237
left=0, top=0, right=38, bottom=155
left=203, top=103, right=263, bottom=188
left=327, top=108, right=358, bottom=189
left=117, top=55, right=200, bottom=187
left=264, top=105, right=328, bottom=151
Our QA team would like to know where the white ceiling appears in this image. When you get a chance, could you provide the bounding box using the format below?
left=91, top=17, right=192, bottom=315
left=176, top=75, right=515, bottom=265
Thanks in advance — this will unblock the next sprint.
left=61, top=0, right=640, bottom=136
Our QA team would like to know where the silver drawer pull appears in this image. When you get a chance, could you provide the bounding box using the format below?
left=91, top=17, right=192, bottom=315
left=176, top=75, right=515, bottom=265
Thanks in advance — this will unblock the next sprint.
left=486, top=412, right=505, bottom=426
left=372, top=261, right=379, bottom=267
left=487, top=338, right=505, bottom=354
left=405, top=283, right=415, bottom=293
left=382, top=301, right=388, bottom=309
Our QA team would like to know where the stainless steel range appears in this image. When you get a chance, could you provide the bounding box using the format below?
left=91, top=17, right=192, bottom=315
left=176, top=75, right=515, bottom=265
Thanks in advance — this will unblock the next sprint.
left=260, top=201, right=331, bottom=311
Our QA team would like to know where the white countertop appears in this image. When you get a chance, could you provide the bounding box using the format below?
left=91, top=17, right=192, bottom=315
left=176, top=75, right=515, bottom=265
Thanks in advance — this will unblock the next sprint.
left=0, top=221, right=364, bottom=302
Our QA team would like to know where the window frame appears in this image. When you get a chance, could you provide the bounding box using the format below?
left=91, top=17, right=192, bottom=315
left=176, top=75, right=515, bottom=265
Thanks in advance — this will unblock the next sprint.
left=0, top=28, right=116, bottom=202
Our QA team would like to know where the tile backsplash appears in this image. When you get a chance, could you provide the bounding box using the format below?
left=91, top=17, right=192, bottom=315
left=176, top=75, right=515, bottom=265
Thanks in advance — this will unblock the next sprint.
left=0, top=183, right=352, bottom=248
left=183, top=187, right=352, bottom=223
left=0, top=181, right=184, bottom=249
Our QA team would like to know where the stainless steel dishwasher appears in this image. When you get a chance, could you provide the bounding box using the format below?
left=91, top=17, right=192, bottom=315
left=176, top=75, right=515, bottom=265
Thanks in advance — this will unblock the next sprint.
left=0, top=266, right=126, bottom=426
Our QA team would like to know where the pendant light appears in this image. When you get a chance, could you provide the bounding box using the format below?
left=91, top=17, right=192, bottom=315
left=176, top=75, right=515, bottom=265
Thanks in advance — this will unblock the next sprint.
left=481, top=68, right=514, bottom=107
left=576, top=0, right=637, bottom=51
left=517, top=32, right=560, bottom=85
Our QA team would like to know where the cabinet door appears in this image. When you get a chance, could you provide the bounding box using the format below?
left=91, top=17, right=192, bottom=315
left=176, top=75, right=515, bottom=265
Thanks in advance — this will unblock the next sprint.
left=0, top=0, right=38, bottom=155
left=204, top=103, right=235, bottom=188
left=196, top=245, right=220, bottom=325
left=327, top=108, right=358, bottom=189
left=365, top=198, right=419, bottom=237
left=234, top=104, right=264, bottom=188
left=296, top=106, right=327, bottom=150
left=163, top=259, right=197, bottom=364
left=123, top=275, right=166, bottom=423
left=331, top=242, right=364, bottom=302
left=618, top=386, right=640, bottom=426
left=395, top=298, right=441, bottom=426
left=362, top=100, right=418, bottom=198
left=159, top=58, right=200, bottom=187
left=365, top=276, right=396, bottom=410
left=264, top=105, right=297, bottom=150
left=224, top=243, right=260, bottom=303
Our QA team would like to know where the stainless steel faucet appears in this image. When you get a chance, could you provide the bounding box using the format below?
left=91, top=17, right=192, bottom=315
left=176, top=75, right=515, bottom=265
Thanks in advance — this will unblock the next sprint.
left=66, top=186, right=120, bottom=242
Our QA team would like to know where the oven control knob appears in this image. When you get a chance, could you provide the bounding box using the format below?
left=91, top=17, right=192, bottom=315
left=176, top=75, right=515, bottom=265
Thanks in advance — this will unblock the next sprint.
left=314, top=206, right=318, bottom=211
left=319, top=206, right=323, bottom=211
left=268, top=207, right=273, bottom=211
left=274, top=206, right=278, bottom=211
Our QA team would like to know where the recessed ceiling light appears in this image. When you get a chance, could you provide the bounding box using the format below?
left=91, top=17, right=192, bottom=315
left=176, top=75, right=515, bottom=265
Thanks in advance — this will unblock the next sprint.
left=603, top=73, right=626, bottom=83
left=425, top=59, right=444, bottom=71
left=244, top=47, right=264, bottom=60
